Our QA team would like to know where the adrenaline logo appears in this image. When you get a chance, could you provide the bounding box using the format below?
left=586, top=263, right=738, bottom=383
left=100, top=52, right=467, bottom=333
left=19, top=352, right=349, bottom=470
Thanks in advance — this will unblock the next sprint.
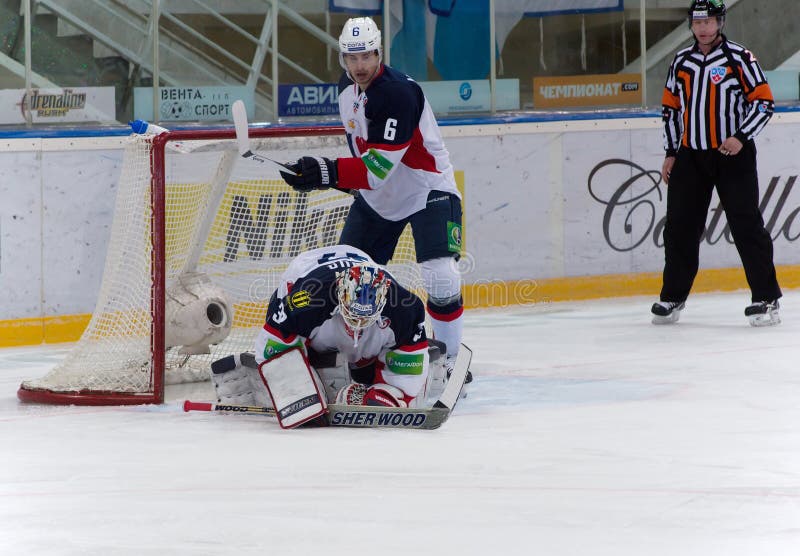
left=19, top=89, right=87, bottom=118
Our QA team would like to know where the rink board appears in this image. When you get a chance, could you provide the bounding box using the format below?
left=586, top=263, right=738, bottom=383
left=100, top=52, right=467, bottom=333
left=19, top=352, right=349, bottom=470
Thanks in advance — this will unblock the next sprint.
left=3, top=113, right=800, bottom=345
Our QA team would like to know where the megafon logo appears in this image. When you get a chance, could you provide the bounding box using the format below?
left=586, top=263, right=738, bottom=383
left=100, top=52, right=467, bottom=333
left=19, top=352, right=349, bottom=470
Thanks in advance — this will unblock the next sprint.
left=459, top=82, right=473, bottom=101
left=20, top=89, right=87, bottom=118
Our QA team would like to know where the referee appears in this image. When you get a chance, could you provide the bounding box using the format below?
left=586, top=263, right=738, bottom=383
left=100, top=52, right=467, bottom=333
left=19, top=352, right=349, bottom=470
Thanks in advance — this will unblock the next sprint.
left=651, top=0, right=782, bottom=327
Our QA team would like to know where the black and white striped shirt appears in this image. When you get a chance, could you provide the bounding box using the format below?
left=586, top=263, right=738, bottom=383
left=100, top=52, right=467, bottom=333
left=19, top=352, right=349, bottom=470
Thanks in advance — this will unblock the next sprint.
left=662, top=35, right=773, bottom=155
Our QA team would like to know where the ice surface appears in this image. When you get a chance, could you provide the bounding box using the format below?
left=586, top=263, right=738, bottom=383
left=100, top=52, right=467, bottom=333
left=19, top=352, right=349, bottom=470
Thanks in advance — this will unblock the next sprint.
left=2, top=291, right=800, bottom=555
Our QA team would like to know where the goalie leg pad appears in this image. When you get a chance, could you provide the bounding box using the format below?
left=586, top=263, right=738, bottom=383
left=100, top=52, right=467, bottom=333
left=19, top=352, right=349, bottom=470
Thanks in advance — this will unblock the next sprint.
left=259, top=347, right=328, bottom=429
left=211, top=354, right=272, bottom=408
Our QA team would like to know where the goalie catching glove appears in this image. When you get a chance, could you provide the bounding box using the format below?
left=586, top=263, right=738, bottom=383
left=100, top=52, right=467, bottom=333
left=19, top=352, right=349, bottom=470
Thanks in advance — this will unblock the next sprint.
left=280, top=156, right=338, bottom=193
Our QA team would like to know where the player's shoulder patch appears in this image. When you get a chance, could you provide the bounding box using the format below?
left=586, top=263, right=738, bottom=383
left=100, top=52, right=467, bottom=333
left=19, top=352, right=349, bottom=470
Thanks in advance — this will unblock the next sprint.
left=287, top=289, right=312, bottom=310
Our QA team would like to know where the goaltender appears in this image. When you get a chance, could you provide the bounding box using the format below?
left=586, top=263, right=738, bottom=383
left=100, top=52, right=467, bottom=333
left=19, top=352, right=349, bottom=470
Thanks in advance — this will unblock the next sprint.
left=209, top=245, right=434, bottom=429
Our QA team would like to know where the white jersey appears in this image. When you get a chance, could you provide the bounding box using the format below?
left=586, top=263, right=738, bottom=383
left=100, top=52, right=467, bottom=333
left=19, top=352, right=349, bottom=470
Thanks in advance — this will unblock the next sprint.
left=337, top=64, right=460, bottom=221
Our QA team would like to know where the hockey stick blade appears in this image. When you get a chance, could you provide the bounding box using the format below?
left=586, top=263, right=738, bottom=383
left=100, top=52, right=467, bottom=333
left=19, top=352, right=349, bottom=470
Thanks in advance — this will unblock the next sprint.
left=432, top=343, right=472, bottom=412
left=326, top=405, right=449, bottom=429
left=231, top=99, right=251, bottom=156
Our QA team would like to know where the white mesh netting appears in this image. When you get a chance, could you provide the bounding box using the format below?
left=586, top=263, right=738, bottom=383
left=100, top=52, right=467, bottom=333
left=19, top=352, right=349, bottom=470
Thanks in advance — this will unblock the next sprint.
left=20, top=133, right=422, bottom=402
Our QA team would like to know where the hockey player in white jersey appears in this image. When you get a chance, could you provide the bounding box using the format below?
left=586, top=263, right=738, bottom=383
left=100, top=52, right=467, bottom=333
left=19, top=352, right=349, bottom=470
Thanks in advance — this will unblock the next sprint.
left=278, top=17, right=469, bottom=389
left=211, top=245, right=431, bottom=428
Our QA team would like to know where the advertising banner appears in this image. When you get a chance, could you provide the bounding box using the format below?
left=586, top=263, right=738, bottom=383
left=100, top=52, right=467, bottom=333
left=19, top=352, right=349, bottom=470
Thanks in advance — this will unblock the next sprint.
left=533, top=74, right=642, bottom=108
left=278, top=83, right=339, bottom=117
left=277, top=79, right=520, bottom=117
left=133, top=86, right=253, bottom=121
left=420, top=79, right=520, bottom=113
left=0, top=87, right=116, bottom=124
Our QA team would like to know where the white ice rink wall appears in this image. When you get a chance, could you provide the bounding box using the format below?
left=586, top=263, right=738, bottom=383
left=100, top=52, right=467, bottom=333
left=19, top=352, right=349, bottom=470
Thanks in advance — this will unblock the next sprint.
left=3, top=111, right=800, bottom=345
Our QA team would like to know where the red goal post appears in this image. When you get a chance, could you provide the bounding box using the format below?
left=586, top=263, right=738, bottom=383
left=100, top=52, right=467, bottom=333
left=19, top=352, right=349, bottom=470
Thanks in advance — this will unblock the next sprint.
left=17, top=127, right=422, bottom=405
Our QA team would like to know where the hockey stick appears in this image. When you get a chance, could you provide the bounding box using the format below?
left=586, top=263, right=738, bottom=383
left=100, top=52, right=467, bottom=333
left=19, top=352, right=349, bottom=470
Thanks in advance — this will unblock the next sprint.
left=231, top=99, right=298, bottom=175
left=183, top=399, right=447, bottom=429
left=184, top=344, right=472, bottom=430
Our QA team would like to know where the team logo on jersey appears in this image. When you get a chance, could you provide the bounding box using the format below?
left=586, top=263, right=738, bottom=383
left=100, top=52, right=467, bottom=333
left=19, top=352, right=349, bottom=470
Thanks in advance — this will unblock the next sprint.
left=352, top=94, right=367, bottom=114
left=709, top=67, right=726, bottom=84
left=288, top=290, right=311, bottom=309
left=347, top=119, right=356, bottom=130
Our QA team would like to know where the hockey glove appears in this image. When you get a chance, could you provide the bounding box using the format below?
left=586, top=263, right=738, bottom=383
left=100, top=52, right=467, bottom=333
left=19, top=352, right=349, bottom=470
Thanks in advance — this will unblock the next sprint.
left=280, top=156, right=338, bottom=193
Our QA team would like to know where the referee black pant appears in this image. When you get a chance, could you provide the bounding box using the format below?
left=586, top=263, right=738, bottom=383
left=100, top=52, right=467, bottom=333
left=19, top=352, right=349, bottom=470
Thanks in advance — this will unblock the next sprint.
left=660, top=141, right=781, bottom=303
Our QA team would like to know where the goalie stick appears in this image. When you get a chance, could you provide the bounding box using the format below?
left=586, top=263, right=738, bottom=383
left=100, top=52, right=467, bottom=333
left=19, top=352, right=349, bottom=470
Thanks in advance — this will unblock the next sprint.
left=231, top=99, right=299, bottom=175
left=183, top=344, right=472, bottom=430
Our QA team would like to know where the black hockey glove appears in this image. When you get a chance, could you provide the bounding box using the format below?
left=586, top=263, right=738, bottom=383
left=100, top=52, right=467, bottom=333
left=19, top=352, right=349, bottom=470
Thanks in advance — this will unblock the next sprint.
left=279, top=156, right=338, bottom=193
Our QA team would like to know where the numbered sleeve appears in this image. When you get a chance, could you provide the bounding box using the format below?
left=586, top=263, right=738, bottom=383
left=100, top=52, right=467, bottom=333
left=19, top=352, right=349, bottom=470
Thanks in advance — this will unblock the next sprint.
left=253, top=293, right=305, bottom=365
left=336, top=82, right=424, bottom=191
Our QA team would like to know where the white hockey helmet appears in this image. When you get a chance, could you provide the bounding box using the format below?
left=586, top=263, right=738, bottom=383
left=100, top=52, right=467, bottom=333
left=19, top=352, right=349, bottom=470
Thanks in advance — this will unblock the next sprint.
left=338, top=17, right=382, bottom=70
left=336, top=264, right=391, bottom=333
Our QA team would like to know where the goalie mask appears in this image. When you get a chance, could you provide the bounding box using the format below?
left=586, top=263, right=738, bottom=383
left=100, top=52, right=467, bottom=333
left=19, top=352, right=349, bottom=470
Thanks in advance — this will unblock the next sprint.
left=336, top=264, right=391, bottom=337
left=338, top=17, right=382, bottom=71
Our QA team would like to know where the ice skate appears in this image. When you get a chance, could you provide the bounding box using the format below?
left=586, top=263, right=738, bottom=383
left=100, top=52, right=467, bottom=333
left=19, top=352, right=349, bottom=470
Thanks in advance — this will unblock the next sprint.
left=745, top=300, right=780, bottom=327
left=651, top=301, right=685, bottom=324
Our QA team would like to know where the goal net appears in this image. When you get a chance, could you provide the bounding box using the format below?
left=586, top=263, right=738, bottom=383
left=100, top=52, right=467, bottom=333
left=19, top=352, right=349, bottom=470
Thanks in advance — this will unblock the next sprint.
left=18, top=127, right=422, bottom=405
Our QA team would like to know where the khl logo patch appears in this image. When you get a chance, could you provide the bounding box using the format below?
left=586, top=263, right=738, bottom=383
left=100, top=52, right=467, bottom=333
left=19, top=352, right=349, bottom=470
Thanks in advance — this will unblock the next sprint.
left=710, top=67, right=726, bottom=84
